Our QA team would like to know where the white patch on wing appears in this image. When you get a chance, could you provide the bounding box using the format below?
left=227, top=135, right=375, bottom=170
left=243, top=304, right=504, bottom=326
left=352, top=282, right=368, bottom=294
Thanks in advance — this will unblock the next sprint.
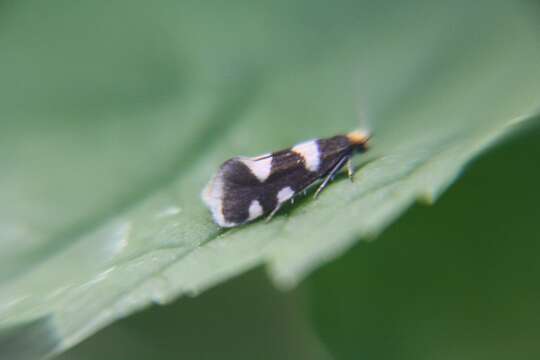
left=277, top=187, right=295, bottom=204
left=248, top=200, right=263, bottom=220
left=292, top=140, right=320, bottom=172
left=201, top=172, right=236, bottom=228
left=240, top=156, right=273, bottom=182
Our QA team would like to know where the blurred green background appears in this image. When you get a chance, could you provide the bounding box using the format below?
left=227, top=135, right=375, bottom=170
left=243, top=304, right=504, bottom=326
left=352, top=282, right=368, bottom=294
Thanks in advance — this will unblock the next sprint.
left=1, top=0, right=539, bottom=359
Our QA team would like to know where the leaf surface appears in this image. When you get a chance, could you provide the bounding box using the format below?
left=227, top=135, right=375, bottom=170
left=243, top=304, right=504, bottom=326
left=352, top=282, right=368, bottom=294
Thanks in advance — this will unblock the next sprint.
left=1, top=0, right=540, bottom=357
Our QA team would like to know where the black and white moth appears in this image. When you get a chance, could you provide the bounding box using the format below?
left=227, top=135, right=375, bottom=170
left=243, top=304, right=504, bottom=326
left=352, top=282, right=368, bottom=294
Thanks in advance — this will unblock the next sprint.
left=202, top=130, right=370, bottom=227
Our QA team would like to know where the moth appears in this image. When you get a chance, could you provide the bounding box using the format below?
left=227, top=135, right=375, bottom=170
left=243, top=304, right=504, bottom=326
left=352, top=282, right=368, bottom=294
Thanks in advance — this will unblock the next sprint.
left=202, top=130, right=371, bottom=227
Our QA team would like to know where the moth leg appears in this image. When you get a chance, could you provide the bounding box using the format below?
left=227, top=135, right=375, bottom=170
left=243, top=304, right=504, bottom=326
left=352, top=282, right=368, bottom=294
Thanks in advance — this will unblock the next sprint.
left=265, top=204, right=283, bottom=223
left=314, top=155, right=349, bottom=199
left=347, top=158, right=355, bottom=182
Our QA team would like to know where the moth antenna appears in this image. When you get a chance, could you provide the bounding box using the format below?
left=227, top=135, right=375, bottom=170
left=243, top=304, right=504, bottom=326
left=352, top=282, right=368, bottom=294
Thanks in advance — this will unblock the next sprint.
left=354, top=97, right=374, bottom=140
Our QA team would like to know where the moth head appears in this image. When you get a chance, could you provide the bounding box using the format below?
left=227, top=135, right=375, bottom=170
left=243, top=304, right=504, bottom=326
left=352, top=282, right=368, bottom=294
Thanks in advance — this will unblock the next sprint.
left=347, top=129, right=371, bottom=152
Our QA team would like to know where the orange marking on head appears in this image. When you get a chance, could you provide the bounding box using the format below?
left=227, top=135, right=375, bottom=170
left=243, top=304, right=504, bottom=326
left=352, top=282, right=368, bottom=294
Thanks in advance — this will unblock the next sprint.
left=346, top=130, right=370, bottom=145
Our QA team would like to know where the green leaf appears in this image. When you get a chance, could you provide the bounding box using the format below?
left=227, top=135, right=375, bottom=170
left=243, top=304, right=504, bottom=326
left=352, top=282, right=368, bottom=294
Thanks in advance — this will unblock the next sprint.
left=1, top=0, right=539, bottom=358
